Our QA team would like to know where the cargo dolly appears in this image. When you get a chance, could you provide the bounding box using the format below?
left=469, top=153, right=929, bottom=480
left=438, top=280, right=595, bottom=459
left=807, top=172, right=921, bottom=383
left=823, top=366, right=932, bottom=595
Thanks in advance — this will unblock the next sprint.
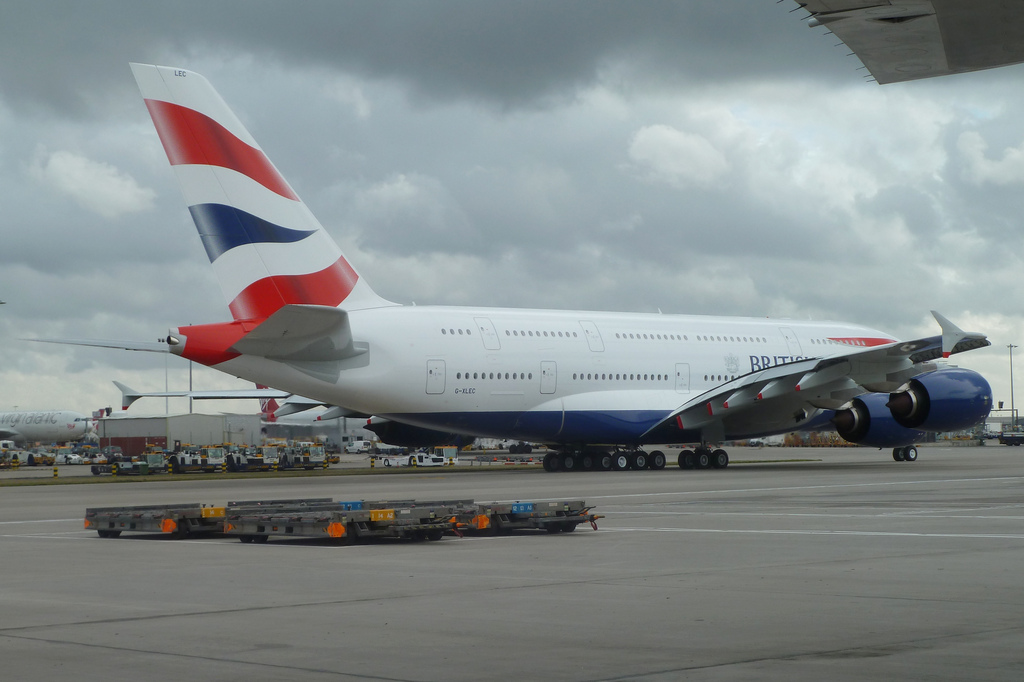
left=84, top=503, right=225, bottom=538
left=461, top=500, right=600, bottom=534
left=224, top=498, right=470, bottom=543
left=85, top=497, right=602, bottom=543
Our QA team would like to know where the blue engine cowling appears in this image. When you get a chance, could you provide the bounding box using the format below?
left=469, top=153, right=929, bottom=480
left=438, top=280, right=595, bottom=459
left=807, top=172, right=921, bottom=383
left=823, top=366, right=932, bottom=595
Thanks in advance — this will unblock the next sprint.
left=832, top=393, right=927, bottom=448
left=832, top=368, right=991, bottom=448
left=886, top=367, right=992, bottom=432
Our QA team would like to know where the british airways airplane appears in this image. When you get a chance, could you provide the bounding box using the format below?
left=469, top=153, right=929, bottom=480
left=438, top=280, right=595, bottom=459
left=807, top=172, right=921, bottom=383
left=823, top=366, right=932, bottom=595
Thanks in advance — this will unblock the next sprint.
left=113, top=62, right=992, bottom=472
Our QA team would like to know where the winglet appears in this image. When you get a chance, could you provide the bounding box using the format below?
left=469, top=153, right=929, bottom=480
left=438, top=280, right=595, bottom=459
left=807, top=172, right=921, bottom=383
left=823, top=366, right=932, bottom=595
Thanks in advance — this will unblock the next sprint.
left=931, top=311, right=984, bottom=359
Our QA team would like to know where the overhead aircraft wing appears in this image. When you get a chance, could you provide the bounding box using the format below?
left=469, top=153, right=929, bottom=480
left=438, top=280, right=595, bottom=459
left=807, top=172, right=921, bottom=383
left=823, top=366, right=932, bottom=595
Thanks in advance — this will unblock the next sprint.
left=643, top=311, right=989, bottom=441
left=800, top=0, right=1024, bottom=83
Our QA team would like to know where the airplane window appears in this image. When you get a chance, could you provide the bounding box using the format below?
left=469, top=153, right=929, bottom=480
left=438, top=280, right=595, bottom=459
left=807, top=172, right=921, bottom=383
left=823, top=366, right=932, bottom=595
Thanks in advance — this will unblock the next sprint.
left=489, top=373, right=494, bottom=379
left=573, top=332, right=578, bottom=337
left=467, top=329, right=472, bottom=335
left=616, top=333, right=621, bottom=338
left=505, top=330, right=510, bottom=336
left=505, top=373, right=509, bottom=379
left=528, top=373, right=533, bottom=379
left=457, top=373, right=461, bottom=379
left=573, top=373, right=577, bottom=380
left=441, top=329, right=447, bottom=334
left=558, top=332, right=563, bottom=337
left=602, top=373, right=607, bottom=380
left=451, top=329, right=456, bottom=335
left=473, top=373, right=478, bottom=379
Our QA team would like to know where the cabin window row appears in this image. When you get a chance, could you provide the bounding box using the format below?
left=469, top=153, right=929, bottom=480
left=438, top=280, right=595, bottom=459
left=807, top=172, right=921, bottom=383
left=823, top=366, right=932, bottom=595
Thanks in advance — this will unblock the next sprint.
left=504, top=329, right=579, bottom=338
left=572, top=372, right=668, bottom=382
left=441, top=328, right=473, bottom=336
left=456, top=372, right=534, bottom=380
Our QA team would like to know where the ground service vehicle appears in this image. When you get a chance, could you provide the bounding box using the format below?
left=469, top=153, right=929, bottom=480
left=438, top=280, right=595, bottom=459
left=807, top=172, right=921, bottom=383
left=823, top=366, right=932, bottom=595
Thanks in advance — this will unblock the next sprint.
left=999, top=429, right=1024, bottom=446
left=167, top=446, right=226, bottom=474
left=226, top=445, right=278, bottom=472
left=279, top=442, right=327, bottom=470
left=91, top=453, right=167, bottom=476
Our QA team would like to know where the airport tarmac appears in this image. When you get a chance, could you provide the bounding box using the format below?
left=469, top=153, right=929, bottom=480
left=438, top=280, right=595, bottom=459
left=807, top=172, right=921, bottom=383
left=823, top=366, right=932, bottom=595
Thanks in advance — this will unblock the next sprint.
left=2, top=445, right=1022, bottom=681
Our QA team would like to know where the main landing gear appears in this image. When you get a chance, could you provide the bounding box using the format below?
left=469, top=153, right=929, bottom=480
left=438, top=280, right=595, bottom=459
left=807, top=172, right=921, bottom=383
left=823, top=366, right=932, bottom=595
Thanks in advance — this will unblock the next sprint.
left=892, top=446, right=919, bottom=462
left=542, top=448, right=668, bottom=472
left=676, top=446, right=729, bottom=470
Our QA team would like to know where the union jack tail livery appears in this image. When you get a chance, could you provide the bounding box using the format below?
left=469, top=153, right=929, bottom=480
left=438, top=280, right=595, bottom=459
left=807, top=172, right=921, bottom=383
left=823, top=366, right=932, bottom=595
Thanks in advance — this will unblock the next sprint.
left=130, top=64, right=392, bottom=321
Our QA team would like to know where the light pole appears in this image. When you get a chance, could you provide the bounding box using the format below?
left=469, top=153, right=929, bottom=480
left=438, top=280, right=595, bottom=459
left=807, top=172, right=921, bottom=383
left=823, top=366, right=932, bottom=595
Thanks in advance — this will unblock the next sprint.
left=1009, top=344, right=1018, bottom=428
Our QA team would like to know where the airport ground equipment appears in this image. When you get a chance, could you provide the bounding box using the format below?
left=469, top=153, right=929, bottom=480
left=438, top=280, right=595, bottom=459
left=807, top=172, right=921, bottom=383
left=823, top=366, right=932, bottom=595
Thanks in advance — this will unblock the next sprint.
left=225, top=445, right=278, bottom=471
left=278, top=442, right=328, bottom=470
left=85, top=498, right=601, bottom=542
left=167, top=446, right=226, bottom=473
left=84, top=503, right=225, bottom=538
left=462, top=500, right=599, bottom=534
left=998, top=429, right=1024, bottom=446
left=224, top=498, right=468, bottom=543
left=90, top=453, right=167, bottom=476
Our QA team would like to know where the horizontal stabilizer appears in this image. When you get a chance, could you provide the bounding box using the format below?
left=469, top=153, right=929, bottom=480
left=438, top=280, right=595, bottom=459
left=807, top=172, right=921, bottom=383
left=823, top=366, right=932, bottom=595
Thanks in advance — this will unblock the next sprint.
left=230, top=305, right=364, bottom=361
left=113, top=380, right=291, bottom=410
left=28, top=338, right=169, bottom=353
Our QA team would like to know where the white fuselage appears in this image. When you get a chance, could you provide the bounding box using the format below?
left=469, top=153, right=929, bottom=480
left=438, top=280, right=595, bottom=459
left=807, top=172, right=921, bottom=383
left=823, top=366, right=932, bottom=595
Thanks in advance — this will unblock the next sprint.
left=0, top=410, right=92, bottom=444
left=205, top=306, right=894, bottom=445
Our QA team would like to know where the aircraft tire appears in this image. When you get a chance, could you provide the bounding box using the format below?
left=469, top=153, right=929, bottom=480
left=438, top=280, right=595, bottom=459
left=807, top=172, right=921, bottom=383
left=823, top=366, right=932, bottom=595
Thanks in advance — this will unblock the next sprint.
left=561, top=453, right=577, bottom=471
left=612, top=452, right=630, bottom=471
left=711, top=449, right=729, bottom=469
left=695, top=450, right=711, bottom=469
left=678, top=450, right=695, bottom=469
left=904, top=446, right=918, bottom=462
left=383, top=459, right=392, bottom=467
left=543, top=453, right=560, bottom=472
left=630, top=451, right=648, bottom=470
left=581, top=454, right=595, bottom=471
left=893, top=447, right=905, bottom=462
left=598, top=454, right=613, bottom=471
left=649, top=450, right=666, bottom=470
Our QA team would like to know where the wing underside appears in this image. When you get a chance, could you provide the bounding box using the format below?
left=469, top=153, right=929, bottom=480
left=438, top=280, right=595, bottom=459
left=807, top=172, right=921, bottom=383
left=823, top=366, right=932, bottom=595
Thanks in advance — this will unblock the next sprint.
left=800, top=0, right=1024, bottom=83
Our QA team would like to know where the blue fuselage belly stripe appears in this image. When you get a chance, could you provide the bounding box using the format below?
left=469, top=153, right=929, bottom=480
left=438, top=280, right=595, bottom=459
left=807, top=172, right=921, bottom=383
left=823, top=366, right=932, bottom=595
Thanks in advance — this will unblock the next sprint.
left=384, top=410, right=670, bottom=443
left=189, top=203, right=316, bottom=262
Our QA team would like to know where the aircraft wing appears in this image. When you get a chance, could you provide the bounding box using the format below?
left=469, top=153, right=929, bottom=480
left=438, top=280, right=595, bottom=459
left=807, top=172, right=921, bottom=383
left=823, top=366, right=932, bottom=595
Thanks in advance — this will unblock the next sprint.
left=801, top=0, right=1024, bottom=83
left=643, top=311, right=989, bottom=441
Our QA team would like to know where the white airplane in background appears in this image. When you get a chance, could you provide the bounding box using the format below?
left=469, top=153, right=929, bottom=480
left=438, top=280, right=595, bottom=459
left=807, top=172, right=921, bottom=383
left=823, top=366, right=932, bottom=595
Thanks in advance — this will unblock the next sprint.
left=47, top=2, right=1019, bottom=471
left=0, top=410, right=93, bottom=444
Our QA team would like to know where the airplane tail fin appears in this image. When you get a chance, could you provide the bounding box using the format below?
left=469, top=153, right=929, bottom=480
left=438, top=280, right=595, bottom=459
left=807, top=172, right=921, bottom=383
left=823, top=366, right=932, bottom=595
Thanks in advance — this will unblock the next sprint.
left=130, top=63, right=394, bottom=321
left=256, top=384, right=279, bottom=422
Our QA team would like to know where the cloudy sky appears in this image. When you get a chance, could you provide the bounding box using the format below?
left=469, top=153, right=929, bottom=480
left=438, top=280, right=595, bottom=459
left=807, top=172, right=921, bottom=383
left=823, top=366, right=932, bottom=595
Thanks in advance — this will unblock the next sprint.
left=2, top=1, right=1022, bottom=419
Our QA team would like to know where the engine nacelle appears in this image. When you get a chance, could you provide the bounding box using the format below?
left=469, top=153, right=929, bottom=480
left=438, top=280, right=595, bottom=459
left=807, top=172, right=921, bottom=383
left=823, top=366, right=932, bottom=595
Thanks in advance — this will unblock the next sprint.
left=887, top=367, right=992, bottom=432
left=832, top=393, right=927, bottom=448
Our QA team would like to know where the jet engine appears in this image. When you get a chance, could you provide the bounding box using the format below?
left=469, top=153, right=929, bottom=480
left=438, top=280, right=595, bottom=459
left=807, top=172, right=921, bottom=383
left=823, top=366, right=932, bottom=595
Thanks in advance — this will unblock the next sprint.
left=886, top=367, right=992, bottom=432
left=832, top=368, right=991, bottom=448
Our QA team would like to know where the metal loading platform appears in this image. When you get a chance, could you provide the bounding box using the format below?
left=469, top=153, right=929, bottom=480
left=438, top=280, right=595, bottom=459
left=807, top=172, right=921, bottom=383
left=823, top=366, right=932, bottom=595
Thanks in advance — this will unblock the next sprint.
left=84, top=498, right=603, bottom=543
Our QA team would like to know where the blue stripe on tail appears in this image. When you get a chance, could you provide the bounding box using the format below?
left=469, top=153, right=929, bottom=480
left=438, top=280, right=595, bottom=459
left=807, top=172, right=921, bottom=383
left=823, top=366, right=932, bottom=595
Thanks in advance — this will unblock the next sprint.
left=188, top=203, right=316, bottom=262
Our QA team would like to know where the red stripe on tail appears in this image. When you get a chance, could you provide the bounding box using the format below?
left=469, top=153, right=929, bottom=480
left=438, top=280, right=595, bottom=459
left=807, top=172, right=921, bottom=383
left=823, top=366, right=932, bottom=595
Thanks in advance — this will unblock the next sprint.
left=228, top=256, right=359, bottom=321
left=144, top=99, right=299, bottom=201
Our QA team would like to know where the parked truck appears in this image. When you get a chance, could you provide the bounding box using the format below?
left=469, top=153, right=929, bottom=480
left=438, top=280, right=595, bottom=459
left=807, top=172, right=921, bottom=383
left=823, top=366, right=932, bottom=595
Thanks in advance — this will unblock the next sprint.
left=279, top=442, right=327, bottom=470
left=167, top=446, right=226, bottom=473
left=999, top=428, right=1024, bottom=446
